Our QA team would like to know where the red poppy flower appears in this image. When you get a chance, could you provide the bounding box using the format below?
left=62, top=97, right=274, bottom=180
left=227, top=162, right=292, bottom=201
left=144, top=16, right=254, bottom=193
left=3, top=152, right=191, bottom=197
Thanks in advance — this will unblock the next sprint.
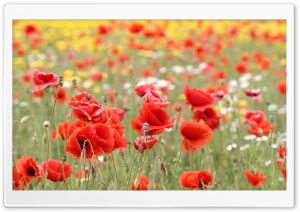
left=277, top=146, right=286, bottom=158
left=131, top=102, right=174, bottom=135
left=244, top=170, right=266, bottom=187
left=12, top=166, right=31, bottom=190
left=183, top=38, right=195, bottom=49
left=132, top=175, right=150, bottom=190
left=68, top=99, right=103, bottom=123
left=118, top=54, right=130, bottom=64
left=32, top=90, right=45, bottom=98
left=13, top=40, right=22, bottom=49
left=243, top=110, right=266, bottom=125
left=213, top=70, right=226, bottom=82
left=128, top=23, right=144, bottom=34
left=23, top=24, right=40, bottom=37
left=90, top=73, right=104, bottom=81
left=235, top=62, right=248, bottom=74
left=180, top=121, right=212, bottom=152
left=31, top=71, right=58, bottom=93
left=134, top=136, right=159, bottom=153
left=65, top=124, right=114, bottom=160
left=281, top=167, right=286, bottom=182
left=134, top=83, right=156, bottom=97
left=41, top=160, right=72, bottom=182
left=16, top=156, right=43, bottom=180
left=105, top=59, right=115, bottom=68
left=51, top=130, right=57, bottom=140
left=179, top=171, right=212, bottom=190
left=143, top=90, right=170, bottom=108
left=276, top=159, right=283, bottom=166
left=248, top=121, right=274, bottom=137
left=75, top=170, right=84, bottom=179
left=192, top=108, right=221, bottom=130
left=109, top=125, right=128, bottom=151
left=57, top=120, right=86, bottom=140
left=142, top=69, right=153, bottom=78
left=184, top=84, right=215, bottom=111
left=244, top=88, right=261, bottom=97
left=97, top=25, right=112, bottom=35
left=277, top=81, right=286, bottom=95
left=53, top=88, right=68, bottom=104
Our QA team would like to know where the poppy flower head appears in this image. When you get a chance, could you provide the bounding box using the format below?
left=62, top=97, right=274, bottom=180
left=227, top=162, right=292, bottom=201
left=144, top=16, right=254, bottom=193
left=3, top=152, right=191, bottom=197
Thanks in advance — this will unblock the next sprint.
left=134, top=83, right=156, bottom=97
left=131, top=175, right=150, bottom=190
left=41, top=160, right=72, bottom=182
left=128, top=23, right=144, bottom=34
left=23, top=24, right=40, bottom=37
left=281, top=167, right=286, bottom=182
left=143, top=90, right=170, bottom=108
left=179, top=171, right=212, bottom=190
left=244, top=170, right=266, bottom=187
left=277, top=146, right=286, bottom=158
left=243, top=110, right=266, bottom=125
left=244, top=88, right=261, bottom=97
left=235, top=62, right=248, bottom=74
left=15, top=156, right=42, bottom=179
left=184, top=84, right=216, bottom=111
left=247, top=121, right=274, bottom=137
left=131, top=102, right=174, bottom=135
left=180, top=121, right=212, bottom=152
left=134, top=136, right=159, bottom=153
left=277, top=81, right=286, bottom=95
left=192, top=108, right=221, bottom=130
left=31, top=71, right=58, bottom=93
left=53, top=88, right=68, bottom=104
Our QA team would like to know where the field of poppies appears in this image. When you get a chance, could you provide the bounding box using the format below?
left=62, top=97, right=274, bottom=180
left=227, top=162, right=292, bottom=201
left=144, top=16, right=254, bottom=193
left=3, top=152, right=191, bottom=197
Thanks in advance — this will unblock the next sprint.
left=12, top=20, right=287, bottom=191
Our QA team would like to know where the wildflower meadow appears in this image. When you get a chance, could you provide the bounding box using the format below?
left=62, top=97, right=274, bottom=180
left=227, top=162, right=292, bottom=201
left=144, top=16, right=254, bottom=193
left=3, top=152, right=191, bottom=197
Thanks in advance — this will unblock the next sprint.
left=12, top=20, right=287, bottom=191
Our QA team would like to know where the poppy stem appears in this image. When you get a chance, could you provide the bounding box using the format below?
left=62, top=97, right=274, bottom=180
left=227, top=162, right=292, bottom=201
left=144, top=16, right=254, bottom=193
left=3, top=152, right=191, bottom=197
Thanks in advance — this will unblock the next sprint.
left=171, top=141, right=183, bottom=189
left=270, top=130, right=276, bottom=189
left=111, top=152, right=120, bottom=189
left=127, top=150, right=139, bottom=189
left=65, top=87, right=77, bottom=147
left=206, top=145, right=214, bottom=190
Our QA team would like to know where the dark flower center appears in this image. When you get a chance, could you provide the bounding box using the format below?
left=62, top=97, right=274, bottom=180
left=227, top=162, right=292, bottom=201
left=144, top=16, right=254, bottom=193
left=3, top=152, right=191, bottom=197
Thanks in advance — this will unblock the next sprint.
left=78, top=139, right=88, bottom=150
left=27, top=167, right=36, bottom=176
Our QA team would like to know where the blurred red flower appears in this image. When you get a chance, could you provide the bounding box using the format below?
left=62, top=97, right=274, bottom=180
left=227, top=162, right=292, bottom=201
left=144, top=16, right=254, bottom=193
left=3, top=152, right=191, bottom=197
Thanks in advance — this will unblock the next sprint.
left=244, top=170, right=266, bottom=187
left=134, top=136, right=158, bottom=153
left=53, top=88, right=68, bottom=104
left=75, top=170, right=84, bottom=179
left=277, top=81, right=286, bottom=95
left=31, top=71, right=58, bottom=93
left=243, top=110, right=266, bottom=125
left=244, top=88, right=261, bottom=97
left=184, top=84, right=215, bottom=111
left=57, top=120, right=87, bottom=140
left=134, top=83, right=156, bottom=97
left=23, top=24, right=40, bottom=37
left=277, top=146, right=286, bottom=158
left=128, top=23, right=144, bottom=34
left=281, top=167, right=286, bottom=182
left=235, top=62, right=248, bottom=74
left=247, top=121, right=274, bottom=137
left=90, top=72, right=104, bottom=81
left=192, top=108, right=221, bottom=130
left=41, top=159, right=72, bottom=182
left=143, top=90, right=170, bottom=108
left=131, top=102, right=173, bottom=135
left=179, top=171, right=212, bottom=190
left=180, top=121, right=212, bottom=152
left=132, top=175, right=150, bottom=190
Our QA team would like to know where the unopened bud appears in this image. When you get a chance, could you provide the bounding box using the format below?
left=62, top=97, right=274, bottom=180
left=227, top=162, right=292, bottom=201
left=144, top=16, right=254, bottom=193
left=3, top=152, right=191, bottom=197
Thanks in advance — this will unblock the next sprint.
left=258, top=128, right=264, bottom=137
left=114, top=90, right=118, bottom=97
left=61, top=155, right=67, bottom=162
left=72, top=79, right=77, bottom=87
left=43, top=121, right=50, bottom=128
left=80, top=148, right=86, bottom=163
left=123, top=106, right=130, bottom=113
left=21, top=116, right=30, bottom=124
left=103, top=95, right=108, bottom=104
left=176, top=106, right=182, bottom=112
left=250, top=167, right=256, bottom=174
left=119, top=150, right=125, bottom=160
left=160, top=162, right=168, bottom=177
left=58, top=75, right=64, bottom=85
left=86, top=95, right=92, bottom=101
left=91, top=166, right=97, bottom=180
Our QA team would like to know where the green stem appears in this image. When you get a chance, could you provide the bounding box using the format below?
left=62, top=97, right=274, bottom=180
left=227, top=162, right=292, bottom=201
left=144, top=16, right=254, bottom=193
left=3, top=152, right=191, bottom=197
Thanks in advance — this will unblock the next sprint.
left=171, top=141, right=184, bottom=189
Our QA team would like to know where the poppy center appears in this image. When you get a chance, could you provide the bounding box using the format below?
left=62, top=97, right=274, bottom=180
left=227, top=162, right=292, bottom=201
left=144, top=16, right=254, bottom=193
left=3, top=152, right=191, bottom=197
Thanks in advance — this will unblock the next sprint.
left=27, top=167, right=36, bottom=176
left=78, top=139, right=88, bottom=150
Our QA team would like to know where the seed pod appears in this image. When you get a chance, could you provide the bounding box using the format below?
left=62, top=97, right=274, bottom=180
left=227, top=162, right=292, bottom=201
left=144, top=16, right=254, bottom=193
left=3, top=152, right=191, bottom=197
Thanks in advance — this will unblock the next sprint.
left=91, top=165, right=97, bottom=180
left=80, top=148, right=86, bottom=163
left=61, top=155, right=67, bottom=162
left=43, top=121, right=50, bottom=128
left=21, top=116, right=30, bottom=124
left=102, top=95, right=108, bottom=104
left=160, top=162, right=168, bottom=177
left=72, top=79, right=77, bottom=87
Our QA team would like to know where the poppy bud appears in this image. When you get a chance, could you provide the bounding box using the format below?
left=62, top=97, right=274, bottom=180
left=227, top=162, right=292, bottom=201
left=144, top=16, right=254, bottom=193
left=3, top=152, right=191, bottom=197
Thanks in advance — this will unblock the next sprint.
left=43, top=121, right=50, bottom=128
left=258, top=128, right=264, bottom=137
left=102, top=95, right=108, bottom=104
left=86, top=95, right=92, bottom=101
left=72, top=79, right=77, bottom=86
left=119, top=150, right=125, bottom=161
left=176, top=105, right=182, bottom=112
left=250, top=167, right=256, bottom=174
left=114, top=90, right=118, bottom=97
left=123, top=105, right=130, bottom=113
left=58, top=75, right=63, bottom=83
left=80, top=148, right=86, bottom=163
left=21, top=116, right=30, bottom=124
left=160, top=162, right=168, bottom=177
left=62, top=155, right=67, bottom=162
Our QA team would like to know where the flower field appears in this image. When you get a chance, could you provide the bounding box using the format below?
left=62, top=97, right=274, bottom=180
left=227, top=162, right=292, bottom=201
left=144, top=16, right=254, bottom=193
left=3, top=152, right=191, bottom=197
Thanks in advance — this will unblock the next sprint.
left=12, top=20, right=287, bottom=190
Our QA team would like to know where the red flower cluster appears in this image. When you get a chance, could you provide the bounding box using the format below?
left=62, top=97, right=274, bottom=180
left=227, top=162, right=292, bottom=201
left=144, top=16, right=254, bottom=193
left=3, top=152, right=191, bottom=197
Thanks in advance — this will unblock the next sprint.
left=134, top=136, right=159, bottom=154
left=131, top=175, right=150, bottom=190
left=184, top=85, right=215, bottom=111
left=243, top=110, right=273, bottom=137
left=41, top=160, right=72, bottom=182
left=192, top=107, right=221, bottom=130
